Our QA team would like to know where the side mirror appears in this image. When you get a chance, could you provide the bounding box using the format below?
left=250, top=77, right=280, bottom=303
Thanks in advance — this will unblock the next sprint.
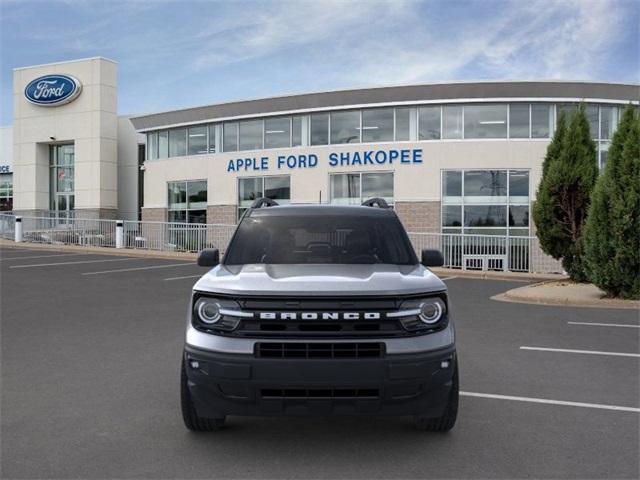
left=197, top=248, right=220, bottom=267
left=421, top=249, right=444, bottom=267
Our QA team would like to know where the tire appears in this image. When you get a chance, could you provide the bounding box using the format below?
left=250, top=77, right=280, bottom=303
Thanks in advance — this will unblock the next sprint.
left=181, top=358, right=226, bottom=432
left=413, top=360, right=459, bottom=432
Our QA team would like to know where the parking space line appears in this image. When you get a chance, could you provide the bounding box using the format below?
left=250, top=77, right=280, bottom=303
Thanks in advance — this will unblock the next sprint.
left=82, top=263, right=194, bottom=275
left=440, top=276, right=457, bottom=281
left=520, top=346, right=640, bottom=358
left=10, top=258, right=135, bottom=269
left=1, top=253, right=87, bottom=261
left=164, top=274, right=203, bottom=281
left=461, top=391, right=640, bottom=413
left=568, top=321, right=640, bottom=329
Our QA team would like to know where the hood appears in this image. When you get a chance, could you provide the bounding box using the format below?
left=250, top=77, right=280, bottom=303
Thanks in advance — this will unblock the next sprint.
left=193, top=263, right=446, bottom=296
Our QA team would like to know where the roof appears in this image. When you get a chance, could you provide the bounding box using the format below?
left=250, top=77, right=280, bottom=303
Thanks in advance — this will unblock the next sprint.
left=246, top=203, right=396, bottom=217
left=130, top=81, right=639, bottom=131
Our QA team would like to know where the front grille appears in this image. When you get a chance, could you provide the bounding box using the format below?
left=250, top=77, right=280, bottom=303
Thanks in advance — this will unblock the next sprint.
left=238, top=319, right=403, bottom=337
left=261, top=388, right=380, bottom=399
left=256, top=342, right=384, bottom=359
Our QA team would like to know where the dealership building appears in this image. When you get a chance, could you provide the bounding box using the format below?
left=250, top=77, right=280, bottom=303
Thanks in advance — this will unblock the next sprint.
left=5, top=57, right=639, bottom=239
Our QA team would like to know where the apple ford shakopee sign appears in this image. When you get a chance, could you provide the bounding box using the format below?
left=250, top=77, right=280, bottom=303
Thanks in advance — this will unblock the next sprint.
left=24, top=74, right=82, bottom=106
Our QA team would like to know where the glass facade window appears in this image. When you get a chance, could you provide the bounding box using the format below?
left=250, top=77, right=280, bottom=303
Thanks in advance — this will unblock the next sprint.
left=330, top=110, right=360, bottom=144
left=395, top=107, right=411, bottom=141
left=600, top=106, right=619, bottom=140
left=330, top=173, right=360, bottom=205
left=292, top=116, right=303, bottom=147
left=464, top=104, right=507, bottom=139
left=442, top=205, right=462, bottom=227
left=442, top=171, right=462, bottom=201
left=208, top=124, right=216, bottom=153
left=442, top=106, right=463, bottom=139
left=264, top=176, right=291, bottom=201
left=187, top=126, right=207, bottom=156
left=419, top=106, right=441, bottom=140
left=147, top=132, right=158, bottom=160
left=508, top=205, right=529, bottom=227
left=169, top=128, right=187, bottom=157
left=509, top=170, right=529, bottom=202
left=158, top=131, right=168, bottom=159
left=239, top=120, right=263, bottom=151
left=168, top=180, right=207, bottom=223
left=362, top=172, right=393, bottom=203
left=464, top=205, right=507, bottom=227
left=238, top=176, right=290, bottom=219
left=509, top=104, right=529, bottom=138
left=49, top=144, right=75, bottom=219
left=441, top=169, right=529, bottom=236
left=223, top=122, right=239, bottom=152
left=330, top=172, right=394, bottom=205
left=586, top=104, right=599, bottom=139
left=362, top=108, right=394, bottom=143
left=463, top=170, right=507, bottom=203
left=0, top=173, right=13, bottom=211
left=310, top=113, right=329, bottom=145
left=531, top=104, right=552, bottom=138
left=264, top=117, right=291, bottom=149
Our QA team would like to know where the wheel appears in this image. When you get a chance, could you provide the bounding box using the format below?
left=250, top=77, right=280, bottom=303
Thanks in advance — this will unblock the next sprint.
left=181, top=358, right=226, bottom=431
left=413, top=360, right=459, bottom=432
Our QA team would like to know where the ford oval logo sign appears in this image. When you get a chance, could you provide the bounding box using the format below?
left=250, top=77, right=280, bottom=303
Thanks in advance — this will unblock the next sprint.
left=24, top=74, right=82, bottom=106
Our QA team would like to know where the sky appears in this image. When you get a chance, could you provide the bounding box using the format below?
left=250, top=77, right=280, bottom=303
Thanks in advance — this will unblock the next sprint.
left=0, top=0, right=638, bottom=126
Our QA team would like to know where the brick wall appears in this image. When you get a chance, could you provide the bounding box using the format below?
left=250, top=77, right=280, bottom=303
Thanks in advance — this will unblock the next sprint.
left=394, top=201, right=441, bottom=233
left=207, top=205, right=237, bottom=225
left=141, top=208, right=167, bottom=223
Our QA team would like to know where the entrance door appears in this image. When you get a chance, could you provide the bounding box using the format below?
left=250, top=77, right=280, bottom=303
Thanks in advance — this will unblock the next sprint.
left=50, top=144, right=75, bottom=222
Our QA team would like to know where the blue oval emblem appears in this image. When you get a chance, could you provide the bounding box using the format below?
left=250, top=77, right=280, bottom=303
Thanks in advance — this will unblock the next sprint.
left=24, top=74, right=82, bottom=106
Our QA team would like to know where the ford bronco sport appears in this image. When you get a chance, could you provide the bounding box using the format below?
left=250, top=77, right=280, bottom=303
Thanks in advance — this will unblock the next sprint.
left=181, top=198, right=458, bottom=431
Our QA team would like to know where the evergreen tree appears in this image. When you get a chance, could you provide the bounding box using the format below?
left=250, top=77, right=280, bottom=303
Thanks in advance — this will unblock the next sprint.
left=533, top=104, right=598, bottom=281
left=584, top=106, right=640, bottom=299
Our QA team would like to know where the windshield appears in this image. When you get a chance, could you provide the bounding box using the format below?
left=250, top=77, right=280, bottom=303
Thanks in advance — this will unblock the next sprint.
left=224, top=214, right=418, bottom=265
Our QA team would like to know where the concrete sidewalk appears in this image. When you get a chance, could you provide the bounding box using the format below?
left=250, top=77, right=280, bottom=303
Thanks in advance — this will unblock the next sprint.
left=493, top=280, right=640, bottom=309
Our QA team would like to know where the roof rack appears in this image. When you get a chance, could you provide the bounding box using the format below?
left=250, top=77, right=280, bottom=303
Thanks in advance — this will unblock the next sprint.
left=250, top=197, right=279, bottom=209
left=361, top=197, right=389, bottom=209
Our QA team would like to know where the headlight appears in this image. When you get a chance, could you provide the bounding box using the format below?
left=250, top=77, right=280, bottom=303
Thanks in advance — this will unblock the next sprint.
left=396, top=296, right=447, bottom=331
left=195, top=298, right=221, bottom=324
left=192, top=295, right=244, bottom=332
left=418, top=298, right=445, bottom=324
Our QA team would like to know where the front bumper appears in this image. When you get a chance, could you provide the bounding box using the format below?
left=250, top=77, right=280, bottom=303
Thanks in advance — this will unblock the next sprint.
left=184, top=343, right=456, bottom=418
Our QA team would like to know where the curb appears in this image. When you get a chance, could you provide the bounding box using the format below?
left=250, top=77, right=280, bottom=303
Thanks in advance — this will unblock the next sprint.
left=492, top=283, right=640, bottom=310
left=429, top=267, right=565, bottom=282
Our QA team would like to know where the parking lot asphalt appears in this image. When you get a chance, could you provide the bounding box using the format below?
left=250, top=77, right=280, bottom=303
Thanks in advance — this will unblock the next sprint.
left=1, top=245, right=638, bottom=479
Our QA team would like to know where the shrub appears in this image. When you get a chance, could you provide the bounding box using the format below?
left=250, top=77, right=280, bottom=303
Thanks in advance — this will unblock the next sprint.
left=533, top=105, right=598, bottom=281
left=584, top=106, right=640, bottom=299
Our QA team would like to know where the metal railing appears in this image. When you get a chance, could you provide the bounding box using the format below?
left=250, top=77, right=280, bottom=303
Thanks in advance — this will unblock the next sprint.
left=1, top=212, right=564, bottom=274
left=122, top=220, right=235, bottom=253
left=20, top=216, right=118, bottom=247
left=0, top=213, right=15, bottom=240
left=407, top=232, right=563, bottom=274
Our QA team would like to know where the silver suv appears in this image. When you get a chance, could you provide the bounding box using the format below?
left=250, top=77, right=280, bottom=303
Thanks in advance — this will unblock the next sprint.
left=181, top=198, right=458, bottom=431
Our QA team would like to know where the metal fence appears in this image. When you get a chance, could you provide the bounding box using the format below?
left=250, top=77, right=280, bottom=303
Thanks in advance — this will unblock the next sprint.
left=20, top=216, right=118, bottom=248
left=0, top=213, right=15, bottom=240
left=0, top=213, right=563, bottom=274
left=122, top=220, right=235, bottom=253
left=407, top=232, right=563, bottom=274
